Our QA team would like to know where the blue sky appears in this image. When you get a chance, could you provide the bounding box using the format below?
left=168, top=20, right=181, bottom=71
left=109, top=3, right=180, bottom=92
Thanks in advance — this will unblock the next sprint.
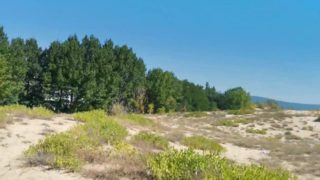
left=0, top=0, right=319, bottom=104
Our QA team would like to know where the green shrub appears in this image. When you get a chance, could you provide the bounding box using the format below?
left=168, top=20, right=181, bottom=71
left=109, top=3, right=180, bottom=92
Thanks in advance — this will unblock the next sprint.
left=148, top=103, right=154, bottom=114
left=0, top=105, right=54, bottom=127
left=182, top=136, right=224, bottom=153
left=120, top=114, right=154, bottom=126
left=111, top=103, right=126, bottom=115
left=132, top=132, right=169, bottom=150
left=228, top=107, right=255, bottom=115
left=84, top=117, right=128, bottom=144
left=29, top=107, right=55, bottom=119
left=246, top=128, right=267, bottom=135
left=217, top=118, right=252, bottom=127
left=148, top=149, right=295, bottom=180
left=26, top=110, right=128, bottom=171
left=184, top=111, right=208, bottom=118
left=73, top=110, right=106, bottom=122
left=315, top=117, right=320, bottom=122
left=0, top=104, right=54, bottom=119
left=157, top=107, right=166, bottom=114
left=25, top=126, right=97, bottom=171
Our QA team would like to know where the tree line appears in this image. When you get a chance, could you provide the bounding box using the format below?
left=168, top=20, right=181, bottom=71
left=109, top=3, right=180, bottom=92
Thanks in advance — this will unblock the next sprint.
left=0, top=26, right=251, bottom=113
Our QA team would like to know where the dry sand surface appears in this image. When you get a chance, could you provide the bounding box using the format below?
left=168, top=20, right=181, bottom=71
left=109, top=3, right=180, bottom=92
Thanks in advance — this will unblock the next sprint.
left=1, top=109, right=320, bottom=179
left=0, top=115, right=87, bottom=180
left=149, top=110, right=320, bottom=180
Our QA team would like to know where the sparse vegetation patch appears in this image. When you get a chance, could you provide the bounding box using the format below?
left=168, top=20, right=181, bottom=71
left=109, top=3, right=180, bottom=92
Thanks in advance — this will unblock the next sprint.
left=0, top=105, right=54, bottom=127
left=131, top=132, right=169, bottom=151
left=25, top=110, right=128, bottom=171
left=119, top=114, right=154, bottom=126
left=182, top=135, right=224, bottom=153
left=147, top=149, right=295, bottom=180
left=246, top=128, right=267, bottom=135
left=184, top=111, right=208, bottom=118
left=216, top=118, right=252, bottom=127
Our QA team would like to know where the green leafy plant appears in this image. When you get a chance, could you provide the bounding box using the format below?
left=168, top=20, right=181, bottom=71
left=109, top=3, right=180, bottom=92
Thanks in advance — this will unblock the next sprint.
left=246, top=128, right=267, bottom=135
left=132, top=132, right=169, bottom=150
left=217, top=118, right=252, bottom=127
left=119, top=114, right=154, bottom=126
left=228, top=107, right=255, bottom=115
left=73, top=110, right=106, bottom=122
left=0, top=105, right=54, bottom=127
left=148, top=149, right=295, bottom=180
left=182, top=136, right=224, bottom=153
left=25, top=126, right=96, bottom=171
left=26, top=110, right=128, bottom=171
left=147, top=103, right=154, bottom=114
left=184, top=111, right=208, bottom=118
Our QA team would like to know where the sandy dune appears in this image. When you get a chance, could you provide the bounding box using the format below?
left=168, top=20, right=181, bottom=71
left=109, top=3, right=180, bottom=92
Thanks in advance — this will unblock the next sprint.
left=0, top=115, right=86, bottom=180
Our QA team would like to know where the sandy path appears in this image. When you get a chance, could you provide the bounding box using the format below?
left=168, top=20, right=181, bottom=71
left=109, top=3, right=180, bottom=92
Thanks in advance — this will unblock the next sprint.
left=0, top=115, right=87, bottom=180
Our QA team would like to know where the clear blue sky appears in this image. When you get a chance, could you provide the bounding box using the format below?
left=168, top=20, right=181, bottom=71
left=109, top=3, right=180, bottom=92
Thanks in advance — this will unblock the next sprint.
left=0, top=0, right=319, bottom=104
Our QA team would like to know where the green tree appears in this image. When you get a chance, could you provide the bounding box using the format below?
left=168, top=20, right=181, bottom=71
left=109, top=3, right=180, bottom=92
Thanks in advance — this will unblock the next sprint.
left=8, top=38, right=27, bottom=103
left=42, top=41, right=65, bottom=111
left=0, top=26, right=9, bottom=56
left=146, top=68, right=182, bottom=112
left=21, top=38, right=43, bottom=107
left=222, top=87, right=251, bottom=110
left=181, top=80, right=211, bottom=111
left=0, top=55, right=16, bottom=104
left=112, top=45, right=146, bottom=112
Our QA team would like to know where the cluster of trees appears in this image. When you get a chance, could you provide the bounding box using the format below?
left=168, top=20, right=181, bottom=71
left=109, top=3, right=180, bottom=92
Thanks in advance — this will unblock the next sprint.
left=0, top=26, right=251, bottom=113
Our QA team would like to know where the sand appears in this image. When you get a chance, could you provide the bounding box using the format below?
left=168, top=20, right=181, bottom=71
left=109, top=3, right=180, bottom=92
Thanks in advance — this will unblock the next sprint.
left=0, top=115, right=86, bottom=180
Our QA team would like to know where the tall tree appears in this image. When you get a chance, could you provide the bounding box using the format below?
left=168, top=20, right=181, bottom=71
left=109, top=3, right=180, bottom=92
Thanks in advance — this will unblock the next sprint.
left=21, top=38, right=43, bottom=106
left=0, top=55, right=15, bottom=104
left=8, top=38, right=27, bottom=103
left=146, top=68, right=182, bottom=112
left=113, top=45, right=146, bottom=112
left=42, top=41, right=65, bottom=111
left=222, top=87, right=251, bottom=110
left=181, top=80, right=213, bottom=112
left=0, top=26, right=9, bottom=56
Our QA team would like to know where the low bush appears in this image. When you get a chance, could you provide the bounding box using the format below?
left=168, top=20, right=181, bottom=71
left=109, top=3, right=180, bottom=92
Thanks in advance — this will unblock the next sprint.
left=228, top=107, right=255, bottom=115
left=25, top=126, right=96, bottom=171
left=157, top=107, right=166, bottom=114
left=0, top=104, right=54, bottom=119
left=217, top=118, right=252, bottom=127
left=26, top=110, right=128, bottom=171
left=182, top=136, right=224, bottom=153
left=111, top=103, right=126, bottom=115
left=73, top=110, right=106, bottom=122
left=119, top=114, right=154, bottom=126
left=246, top=128, right=267, bottom=135
left=132, top=132, right=169, bottom=150
left=184, top=111, right=208, bottom=118
left=0, top=105, right=54, bottom=127
left=148, top=149, right=295, bottom=180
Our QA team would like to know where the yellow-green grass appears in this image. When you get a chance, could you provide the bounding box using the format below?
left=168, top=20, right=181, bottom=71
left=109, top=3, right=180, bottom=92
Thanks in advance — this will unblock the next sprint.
left=132, top=132, right=169, bottom=150
left=246, top=128, right=267, bottom=135
left=184, top=111, right=208, bottom=118
left=182, top=135, right=224, bottom=153
left=228, top=108, right=255, bottom=115
left=217, top=118, right=252, bottom=127
left=73, top=109, right=106, bottom=122
left=26, top=110, right=128, bottom=171
left=119, top=114, right=154, bottom=126
left=0, top=105, right=54, bottom=127
left=148, top=149, right=296, bottom=180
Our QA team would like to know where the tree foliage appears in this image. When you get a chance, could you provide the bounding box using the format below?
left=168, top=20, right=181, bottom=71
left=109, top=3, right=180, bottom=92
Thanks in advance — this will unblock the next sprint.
left=0, top=26, right=252, bottom=113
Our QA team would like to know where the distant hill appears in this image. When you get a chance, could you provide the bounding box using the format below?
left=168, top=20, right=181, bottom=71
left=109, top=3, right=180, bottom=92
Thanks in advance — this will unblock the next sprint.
left=251, top=96, right=320, bottom=110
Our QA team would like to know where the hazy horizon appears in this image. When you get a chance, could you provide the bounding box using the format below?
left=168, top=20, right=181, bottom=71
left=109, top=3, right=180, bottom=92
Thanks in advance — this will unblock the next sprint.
left=1, top=0, right=319, bottom=104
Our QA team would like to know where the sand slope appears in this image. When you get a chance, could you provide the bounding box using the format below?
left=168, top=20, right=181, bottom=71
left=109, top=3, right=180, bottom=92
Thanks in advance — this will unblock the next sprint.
left=0, top=115, right=86, bottom=180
